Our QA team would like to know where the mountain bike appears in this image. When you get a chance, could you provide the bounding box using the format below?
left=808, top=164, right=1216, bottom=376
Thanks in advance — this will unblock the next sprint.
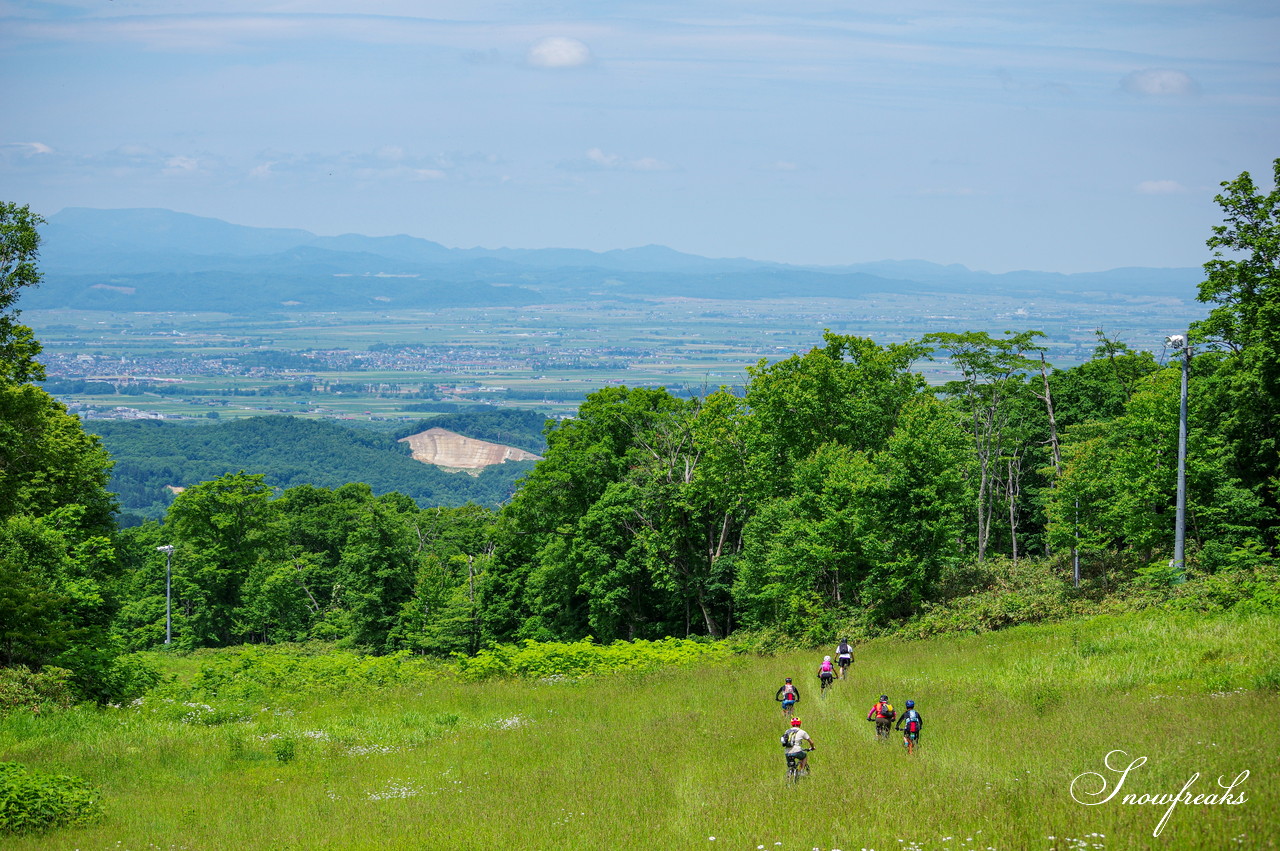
left=819, top=674, right=833, bottom=698
left=785, top=748, right=814, bottom=783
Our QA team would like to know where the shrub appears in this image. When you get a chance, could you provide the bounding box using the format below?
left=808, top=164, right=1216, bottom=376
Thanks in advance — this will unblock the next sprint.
left=454, top=637, right=734, bottom=682
left=1165, top=559, right=1280, bottom=614
left=272, top=736, right=297, bottom=764
left=180, top=645, right=438, bottom=700
left=0, top=666, right=74, bottom=715
left=0, top=762, right=102, bottom=836
left=51, top=646, right=164, bottom=705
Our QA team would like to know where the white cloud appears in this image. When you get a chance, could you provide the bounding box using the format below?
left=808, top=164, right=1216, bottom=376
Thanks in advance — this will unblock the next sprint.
left=1136, top=180, right=1185, bottom=195
left=162, top=155, right=200, bottom=175
left=6, top=142, right=53, bottom=155
left=1121, top=69, right=1198, bottom=97
left=586, top=147, right=619, bottom=167
left=527, top=36, right=592, bottom=69
left=582, top=148, right=671, bottom=172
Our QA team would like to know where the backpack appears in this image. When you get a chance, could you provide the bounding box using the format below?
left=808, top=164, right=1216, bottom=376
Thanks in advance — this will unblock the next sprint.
left=782, top=684, right=796, bottom=700
left=821, top=660, right=832, bottom=673
left=838, top=642, right=851, bottom=656
left=906, top=717, right=920, bottom=733
left=780, top=729, right=796, bottom=748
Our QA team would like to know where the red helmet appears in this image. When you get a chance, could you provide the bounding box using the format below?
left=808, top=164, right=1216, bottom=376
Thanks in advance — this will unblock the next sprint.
left=790, top=717, right=802, bottom=727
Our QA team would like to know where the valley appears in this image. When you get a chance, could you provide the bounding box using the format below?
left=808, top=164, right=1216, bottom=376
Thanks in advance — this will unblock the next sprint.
left=28, top=287, right=1201, bottom=422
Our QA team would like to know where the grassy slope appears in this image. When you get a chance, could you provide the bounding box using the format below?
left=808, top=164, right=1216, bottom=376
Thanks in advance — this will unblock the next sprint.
left=3, top=610, right=1276, bottom=851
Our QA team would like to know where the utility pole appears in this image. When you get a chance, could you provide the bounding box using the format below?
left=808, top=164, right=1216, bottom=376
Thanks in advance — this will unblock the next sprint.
left=156, top=545, right=175, bottom=644
left=1167, top=334, right=1191, bottom=584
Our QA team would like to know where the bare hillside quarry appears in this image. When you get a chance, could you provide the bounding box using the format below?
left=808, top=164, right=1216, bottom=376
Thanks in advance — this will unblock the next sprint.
left=398, top=427, right=541, bottom=471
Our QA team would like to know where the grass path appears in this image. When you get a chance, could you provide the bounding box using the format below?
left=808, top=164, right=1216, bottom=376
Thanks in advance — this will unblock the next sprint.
left=3, top=610, right=1276, bottom=850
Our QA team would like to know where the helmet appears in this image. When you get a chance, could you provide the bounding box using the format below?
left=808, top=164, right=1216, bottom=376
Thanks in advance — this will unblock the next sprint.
left=824, top=655, right=831, bottom=662
left=790, top=717, right=802, bottom=727
left=905, top=700, right=915, bottom=708
left=842, top=637, right=848, bottom=642
left=785, top=677, right=792, bottom=682
left=880, top=695, right=889, bottom=701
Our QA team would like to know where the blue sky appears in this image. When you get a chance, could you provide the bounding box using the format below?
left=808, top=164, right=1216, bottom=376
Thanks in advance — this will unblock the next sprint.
left=2, top=0, right=1277, bottom=272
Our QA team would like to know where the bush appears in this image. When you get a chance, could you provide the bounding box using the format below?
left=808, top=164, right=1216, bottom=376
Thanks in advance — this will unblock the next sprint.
left=454, top=637, right=734, bottom=682
left=1164, top=558, right=1280, bottom=614
left=0, top=762, right=102, bottom=836
left=164, top=645, right=440, bottom=702
left=52, top=646, right=164, bottom=705
left=0, top=667, right=74, bottom=715
left=272, top=736, right=297, bottom=764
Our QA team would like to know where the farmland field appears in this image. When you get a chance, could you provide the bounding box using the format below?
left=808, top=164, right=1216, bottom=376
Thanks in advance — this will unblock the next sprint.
left=2, top=610, right=1274, bottom=850
left=26, top=288, right=1202, bottom=421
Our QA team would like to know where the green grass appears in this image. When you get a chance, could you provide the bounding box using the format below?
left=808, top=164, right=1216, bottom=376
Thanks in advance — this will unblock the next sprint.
left=2, top=610, right=1276, bottom=849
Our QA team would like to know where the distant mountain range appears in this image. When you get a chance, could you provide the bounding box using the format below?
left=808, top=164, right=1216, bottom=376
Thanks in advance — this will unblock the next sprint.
left=24, top=207, right=1204, bottom=313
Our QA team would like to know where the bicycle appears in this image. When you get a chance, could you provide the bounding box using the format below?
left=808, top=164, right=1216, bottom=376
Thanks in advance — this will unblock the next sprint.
left=818, top=674, right=833, bottom=699
left=785, top=748, right=814, bottom=782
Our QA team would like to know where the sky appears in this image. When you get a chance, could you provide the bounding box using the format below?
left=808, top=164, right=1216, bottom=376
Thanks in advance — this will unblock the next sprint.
left=2, top=0, right=1277, bottom=273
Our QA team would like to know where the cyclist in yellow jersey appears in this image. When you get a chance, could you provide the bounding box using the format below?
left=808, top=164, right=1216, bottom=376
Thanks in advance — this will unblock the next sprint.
left=866, top=694, right=895, bottom=739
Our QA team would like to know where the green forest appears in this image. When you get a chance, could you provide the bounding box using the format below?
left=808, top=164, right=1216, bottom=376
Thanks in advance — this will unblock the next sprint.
left=90, top=409, right=548, bottom=523
left=2, top=160, right=1279, bottom=709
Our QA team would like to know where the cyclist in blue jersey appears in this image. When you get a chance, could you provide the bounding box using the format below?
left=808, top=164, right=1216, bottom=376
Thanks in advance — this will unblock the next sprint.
left=896, top=699, right=923, bottom=754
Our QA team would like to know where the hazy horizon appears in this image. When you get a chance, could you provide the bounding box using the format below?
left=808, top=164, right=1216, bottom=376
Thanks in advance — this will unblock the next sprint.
left=4, top=1, right=1277, bottom=275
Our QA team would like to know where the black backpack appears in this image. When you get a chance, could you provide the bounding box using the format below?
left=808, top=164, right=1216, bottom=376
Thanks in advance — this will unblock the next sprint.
left=780, top=729, right=797, bottom=748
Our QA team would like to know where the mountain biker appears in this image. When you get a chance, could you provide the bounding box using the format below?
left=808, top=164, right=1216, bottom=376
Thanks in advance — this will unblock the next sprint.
left=817, top=655, right=835, bottom=690
left=835, top=637, right=854, bottom=679
left=867, top=694, right=895, bottom=739
left=782, top=716, right=815, bottom=775
left=896, top=699, right=922, bottom=754
left=775, top=677, right=800, bottom=716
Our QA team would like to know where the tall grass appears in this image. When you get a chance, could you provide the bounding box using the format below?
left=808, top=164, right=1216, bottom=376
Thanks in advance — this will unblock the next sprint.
left=2, top=609, right=1275, bottom=850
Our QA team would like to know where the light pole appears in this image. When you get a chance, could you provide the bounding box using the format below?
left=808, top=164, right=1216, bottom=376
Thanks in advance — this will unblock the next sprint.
left=156, top=545, right=175, bottom=644
left=1166, top=334, right=1191, bottom=584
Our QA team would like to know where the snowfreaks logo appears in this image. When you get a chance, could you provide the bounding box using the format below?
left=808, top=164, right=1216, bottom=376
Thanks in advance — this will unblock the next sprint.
left=1070, top=750, right=1250, bottom=838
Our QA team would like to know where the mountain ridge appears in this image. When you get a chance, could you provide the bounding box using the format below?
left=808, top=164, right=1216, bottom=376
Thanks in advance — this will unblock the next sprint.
left=28, top=207, right=1204, bottom=313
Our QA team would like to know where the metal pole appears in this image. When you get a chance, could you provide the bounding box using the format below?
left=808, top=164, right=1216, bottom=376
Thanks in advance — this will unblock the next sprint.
left=1072, top=499, right=1080, bottom=588
left=1172, top=338, right=1190, bottom=584
left=157, top=545, right=175, bottom=644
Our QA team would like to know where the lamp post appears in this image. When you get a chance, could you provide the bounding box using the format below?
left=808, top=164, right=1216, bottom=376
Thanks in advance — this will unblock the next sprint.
left=1166, top=334, right=1191, bottom=584
left=156, top=545, right=175, bottom=644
